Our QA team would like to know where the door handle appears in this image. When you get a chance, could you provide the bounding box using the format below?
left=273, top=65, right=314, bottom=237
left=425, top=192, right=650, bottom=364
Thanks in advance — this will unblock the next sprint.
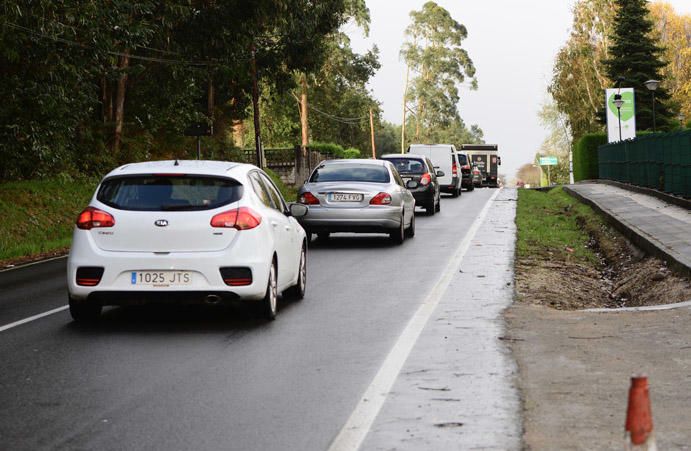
left=271, top=221, right=279, bottom=228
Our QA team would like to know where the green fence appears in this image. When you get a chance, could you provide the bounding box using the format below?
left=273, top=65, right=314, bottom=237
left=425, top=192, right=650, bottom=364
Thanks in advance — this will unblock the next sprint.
left=598, top=131, right=691, bottom=198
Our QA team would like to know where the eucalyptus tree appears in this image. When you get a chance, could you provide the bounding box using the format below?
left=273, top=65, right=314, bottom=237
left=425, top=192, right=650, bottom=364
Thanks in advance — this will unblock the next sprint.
left=400, top=1, right=477, bottom=145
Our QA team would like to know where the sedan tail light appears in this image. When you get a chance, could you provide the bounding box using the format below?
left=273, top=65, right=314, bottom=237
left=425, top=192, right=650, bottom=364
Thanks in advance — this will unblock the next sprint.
left=211, top=207, right=262, bottom=230
left=299, top=192, right=320, bottom=205
left=419, top=173, right=431, bottom=186
left=462, top=164, right=471, bottom=170
left=77, top=207, right=115, bottom=230
left=370, top=192, right=392, bottom=205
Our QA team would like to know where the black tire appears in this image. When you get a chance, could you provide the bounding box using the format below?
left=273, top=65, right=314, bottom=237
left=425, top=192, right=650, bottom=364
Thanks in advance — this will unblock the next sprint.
left=69, top=297, right=102, bottom=322
left=425, top=198, right=435, bottom=216
left=260, top=261, right=278, bottom=320
left=284, top=244, right=306, bottom=301
left=468, top=184, right=474, bottom=192
left=389, top=214, right=405, bottom=244
left=405, top=212, right=415, bottom=238
left=435, top=196, right=441, bottom=212
left=317, top=232, right=330, bottom=241
left=450, top=188, right=459, bottom=198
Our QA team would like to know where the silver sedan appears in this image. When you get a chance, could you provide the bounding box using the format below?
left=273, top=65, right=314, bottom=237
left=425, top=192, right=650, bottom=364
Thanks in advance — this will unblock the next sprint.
left=297, top=159, right=417, bottom=244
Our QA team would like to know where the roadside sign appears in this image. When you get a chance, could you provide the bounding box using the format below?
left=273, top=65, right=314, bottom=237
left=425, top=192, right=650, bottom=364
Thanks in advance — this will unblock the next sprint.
left=605, top=88, right=636, bottom=143
left=539, top=156, right=558, bottom=166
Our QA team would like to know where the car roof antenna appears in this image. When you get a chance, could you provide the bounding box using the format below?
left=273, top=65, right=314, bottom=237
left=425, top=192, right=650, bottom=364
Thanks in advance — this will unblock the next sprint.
left=174, top=159, right=180, bottom=166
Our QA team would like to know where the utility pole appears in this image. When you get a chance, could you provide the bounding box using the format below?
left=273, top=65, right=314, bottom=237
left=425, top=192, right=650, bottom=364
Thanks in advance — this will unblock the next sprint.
left=250, top=44, right=264, bottom=168
left=300, top=74, right=309, bottom=154
left=369, top=108, right=376, bottom=159
left=401, top=65, right=410, bottom=153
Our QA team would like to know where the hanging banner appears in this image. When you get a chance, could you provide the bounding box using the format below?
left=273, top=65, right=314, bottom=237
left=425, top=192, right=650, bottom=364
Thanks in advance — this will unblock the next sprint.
left=605, top=88, right=636, bottom=143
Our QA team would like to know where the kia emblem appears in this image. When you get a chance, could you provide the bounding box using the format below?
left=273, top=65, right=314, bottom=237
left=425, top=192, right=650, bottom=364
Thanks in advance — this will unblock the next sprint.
left=154, top=219, right=169, bottom=227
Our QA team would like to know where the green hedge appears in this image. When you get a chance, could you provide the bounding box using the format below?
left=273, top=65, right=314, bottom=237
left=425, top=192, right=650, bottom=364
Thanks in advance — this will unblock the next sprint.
left=310, top=142, right=361, bottom=159
left=573, top=133, right=606, bottom=181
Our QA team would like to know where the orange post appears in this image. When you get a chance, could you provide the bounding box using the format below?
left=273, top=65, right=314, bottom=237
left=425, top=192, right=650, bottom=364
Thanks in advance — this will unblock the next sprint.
left=625, top=375, right=656, bottom=450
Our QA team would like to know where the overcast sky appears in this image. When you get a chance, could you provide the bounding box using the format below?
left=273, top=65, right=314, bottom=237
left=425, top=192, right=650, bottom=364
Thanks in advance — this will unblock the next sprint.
left=347, top=0, right=690, bottom=179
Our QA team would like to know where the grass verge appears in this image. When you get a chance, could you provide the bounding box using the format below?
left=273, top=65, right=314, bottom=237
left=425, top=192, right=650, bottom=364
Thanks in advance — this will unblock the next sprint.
left=516, top=187, right=602, bottom=265
left=0, top=178, right=97, bottom=265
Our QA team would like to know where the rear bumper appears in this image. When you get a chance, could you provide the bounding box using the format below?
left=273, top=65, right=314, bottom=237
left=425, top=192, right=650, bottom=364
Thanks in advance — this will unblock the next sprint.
left=440, top=176, right=460, bottom=193
left=410, top=186, right=436, bottom=205
left=67, top=228, right=273, bottom=303
left=299, top=205, right=403, bottom=233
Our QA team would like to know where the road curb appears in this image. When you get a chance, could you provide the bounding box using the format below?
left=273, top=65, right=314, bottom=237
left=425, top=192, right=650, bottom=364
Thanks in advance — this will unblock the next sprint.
left=582, top=299, right=691, bottom=313
left=563, top=185, right=691, bottom=279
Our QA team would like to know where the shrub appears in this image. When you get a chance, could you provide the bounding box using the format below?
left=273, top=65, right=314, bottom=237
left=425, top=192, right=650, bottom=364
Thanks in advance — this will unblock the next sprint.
left=343, top=147, right=361, bottom=159
left=310, top=142, right=345, bottom=157
left=573, top=133, right=606, bottom=181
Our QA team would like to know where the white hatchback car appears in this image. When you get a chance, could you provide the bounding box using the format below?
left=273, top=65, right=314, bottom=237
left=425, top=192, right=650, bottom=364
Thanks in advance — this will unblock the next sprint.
left=67, top=160, right=308, bottom=321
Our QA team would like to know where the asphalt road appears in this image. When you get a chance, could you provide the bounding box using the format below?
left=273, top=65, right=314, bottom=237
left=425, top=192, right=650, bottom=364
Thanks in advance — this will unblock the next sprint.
left=0, top=188, right=497, bottom=451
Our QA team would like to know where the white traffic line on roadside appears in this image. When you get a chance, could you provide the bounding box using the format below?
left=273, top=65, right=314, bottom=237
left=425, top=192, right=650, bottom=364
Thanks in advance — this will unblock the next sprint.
left=328, top=188, right=503, bottom=451
left=0, top=305, right=69, bottom=333
left=0, top=254, right=68, bottom=273
left=583, top=299, right=691, bottom=313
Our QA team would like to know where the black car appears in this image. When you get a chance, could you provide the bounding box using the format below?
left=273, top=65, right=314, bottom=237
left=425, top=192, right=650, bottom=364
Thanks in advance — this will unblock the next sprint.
left=381, top=153, right=442, bottom=215
left=457, top=152, right=474, bottom=191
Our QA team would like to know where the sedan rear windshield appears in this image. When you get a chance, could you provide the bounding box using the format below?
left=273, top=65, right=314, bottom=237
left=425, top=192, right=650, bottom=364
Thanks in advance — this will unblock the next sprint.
left=458, top=154, right=468, bottom=165
left=97, top=175, right=243, bottom=211
left=385, top=158, right=426, bottom=174
left=309, top=164, right=390, bottom=183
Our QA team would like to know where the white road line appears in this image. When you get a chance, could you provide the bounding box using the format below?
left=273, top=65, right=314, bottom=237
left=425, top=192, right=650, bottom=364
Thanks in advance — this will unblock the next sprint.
left=0, top=254, right=68, bottom=273
left=0, top=305, right=69, bottom=333
left=328, top=188, right=503, bottom=451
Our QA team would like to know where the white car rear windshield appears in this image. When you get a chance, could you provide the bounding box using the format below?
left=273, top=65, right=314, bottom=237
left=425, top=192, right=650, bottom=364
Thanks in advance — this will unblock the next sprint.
left=97, top=175, right=243, bottom=211
left=310, top=164, right=390, bottom=183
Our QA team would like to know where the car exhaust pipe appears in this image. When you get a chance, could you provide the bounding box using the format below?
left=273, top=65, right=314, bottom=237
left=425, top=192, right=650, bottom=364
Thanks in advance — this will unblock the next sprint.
left=205, top=294, right=222, bottom=305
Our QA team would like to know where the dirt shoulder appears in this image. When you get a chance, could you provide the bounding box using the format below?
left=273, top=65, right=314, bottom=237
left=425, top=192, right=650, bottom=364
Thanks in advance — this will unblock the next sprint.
left=509, top=187, right=691, bottom=449
left=506, top=304, right=691, bottom=450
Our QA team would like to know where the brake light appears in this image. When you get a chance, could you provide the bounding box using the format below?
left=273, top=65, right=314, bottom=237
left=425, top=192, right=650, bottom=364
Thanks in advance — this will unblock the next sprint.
left=452, top=162, right=458, bottom=177
left=299, top=192, right=320, bottom=205
left=462, top=164, right=471, bottom=170
left=210, top=207, right=262, bottom=230
left=77, top=207, right=115, bottom=230
left=420, top=173, right=432, bottom=186
left=370, top=192, right=392, bottom=205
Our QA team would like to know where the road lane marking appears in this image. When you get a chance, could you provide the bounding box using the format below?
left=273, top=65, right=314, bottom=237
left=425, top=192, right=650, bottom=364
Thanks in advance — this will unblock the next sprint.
left=0, top=254, right=68, bottom=273
left=328, top=189, right=503, bottom=451
left=0, top=305, right=69, bottom=333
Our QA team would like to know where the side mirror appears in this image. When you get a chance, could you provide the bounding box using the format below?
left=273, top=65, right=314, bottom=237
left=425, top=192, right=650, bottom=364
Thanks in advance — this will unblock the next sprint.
left=436, top=170, right=445, bottom=177
left=406, top=180, right=419, bottom=189
left=288, top=203, right=308, bottom=218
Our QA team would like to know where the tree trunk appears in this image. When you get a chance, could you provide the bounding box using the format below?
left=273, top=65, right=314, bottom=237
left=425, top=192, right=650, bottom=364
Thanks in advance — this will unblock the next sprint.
left=113, top=51, right=130, bottom=154
left=207, top=75, right=215, bottom=125
left=231, top=119, right=245, bottom=148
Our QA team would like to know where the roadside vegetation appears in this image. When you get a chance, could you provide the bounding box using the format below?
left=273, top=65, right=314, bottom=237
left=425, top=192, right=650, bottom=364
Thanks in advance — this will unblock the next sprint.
left=515, top=187, right=691, bottom=309
left=0, top=178, right=96, bottom=265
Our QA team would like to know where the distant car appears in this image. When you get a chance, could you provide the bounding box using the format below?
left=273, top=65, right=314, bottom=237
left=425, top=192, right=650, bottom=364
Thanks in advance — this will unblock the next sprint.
left=67, top=160, right=308, bottom=322
left=472, top=164, right=483, bottom=187
left=406, top=144, right=462, bottom=197
left=296, top=159, right=416, bottom=244
left=380, top=153, right=442, bottom=215
left=457, top=152, right=474, bottom=191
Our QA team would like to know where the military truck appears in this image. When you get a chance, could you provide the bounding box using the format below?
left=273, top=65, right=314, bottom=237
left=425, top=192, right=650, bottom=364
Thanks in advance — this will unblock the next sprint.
left=460, top=144, right=501, bottom=188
